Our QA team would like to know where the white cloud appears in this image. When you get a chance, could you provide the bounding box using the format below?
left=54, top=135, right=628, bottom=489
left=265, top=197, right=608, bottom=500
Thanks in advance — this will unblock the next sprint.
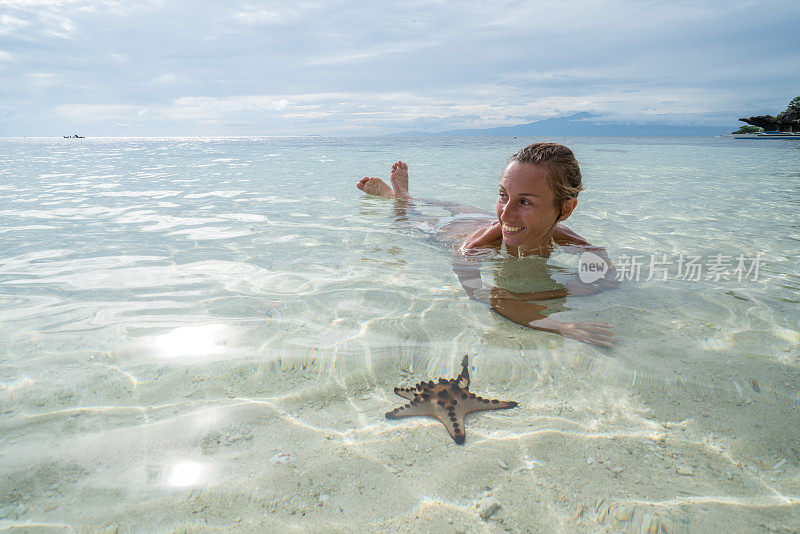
left=26, top=72, right=60, bottom=86
left=304, top=40, right=442, bottom=66
left=0, top=0, right=145, bottom=13
left=150, top=74, right=179, bottom=85
left=167, top=95, right=300, bottom=118
left=54, top=103, right=139, bottom=120
left=44, top=81, right=792, bottom=135
left=0, top=14, right=29, bottom=35
left=4, top=0, right=799, bottom=135
left=0, top=0, right=157, bottom=41
left=233, top=2, right=322, bottom=25
left=40, top=12, right=76, bottom=38
left=270, top=98, right=289, bottom=111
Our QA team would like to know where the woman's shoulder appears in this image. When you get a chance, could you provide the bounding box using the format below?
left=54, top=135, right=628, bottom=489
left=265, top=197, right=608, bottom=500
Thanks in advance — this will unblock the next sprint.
left=553, top=223, right=591, bottom=246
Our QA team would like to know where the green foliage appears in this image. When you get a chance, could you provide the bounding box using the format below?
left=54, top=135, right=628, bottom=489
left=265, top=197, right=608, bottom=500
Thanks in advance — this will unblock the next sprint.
left=785, top=96, right=800, bottom=113
left=777, top=96, right=800, bottom=121
left=732, top=125, right=763, bottom=134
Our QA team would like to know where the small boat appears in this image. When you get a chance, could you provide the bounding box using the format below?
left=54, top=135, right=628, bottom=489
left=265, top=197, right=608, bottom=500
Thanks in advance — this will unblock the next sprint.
left=733, top=131, right=800, bottom=139
left=63, top=134, right=85, bottom=138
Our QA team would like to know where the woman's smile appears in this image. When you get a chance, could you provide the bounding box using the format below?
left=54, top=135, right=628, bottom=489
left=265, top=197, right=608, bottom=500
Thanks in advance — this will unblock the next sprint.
left=502, top=223, right=524, bottom=233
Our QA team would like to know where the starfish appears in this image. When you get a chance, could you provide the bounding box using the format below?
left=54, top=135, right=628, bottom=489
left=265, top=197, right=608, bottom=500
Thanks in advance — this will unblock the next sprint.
left=385, top=355, right=518, bottom=444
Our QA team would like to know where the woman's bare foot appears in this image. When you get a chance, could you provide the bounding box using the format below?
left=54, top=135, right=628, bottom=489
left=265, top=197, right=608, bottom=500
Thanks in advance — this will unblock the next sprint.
left=356, top=176, right=394, bottom=198
left=390, top=161, right=412, bottom=201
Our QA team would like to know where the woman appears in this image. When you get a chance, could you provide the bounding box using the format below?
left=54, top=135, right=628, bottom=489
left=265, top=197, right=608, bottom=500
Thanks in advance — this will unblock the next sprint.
left=357, top=142, right=615, bottom=347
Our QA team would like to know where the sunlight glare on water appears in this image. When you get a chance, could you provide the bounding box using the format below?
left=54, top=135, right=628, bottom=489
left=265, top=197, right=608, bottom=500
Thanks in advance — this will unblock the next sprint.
left=153, top=324, right=234, bottom=360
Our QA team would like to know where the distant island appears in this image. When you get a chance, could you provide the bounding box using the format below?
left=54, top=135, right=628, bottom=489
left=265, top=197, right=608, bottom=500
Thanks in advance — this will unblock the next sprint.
left=397, top=112, right=728, bottom=137
left=737, top=96, right=800, bottom=133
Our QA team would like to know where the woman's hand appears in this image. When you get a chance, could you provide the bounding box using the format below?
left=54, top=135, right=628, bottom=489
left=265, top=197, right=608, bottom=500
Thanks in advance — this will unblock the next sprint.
left=561, top=279, right=601, bottom=297
left=554, top=321, right=614, bottom=347
left=460, top=220, right=502, bottom=251
left=529, top=317, right=614, bottom=347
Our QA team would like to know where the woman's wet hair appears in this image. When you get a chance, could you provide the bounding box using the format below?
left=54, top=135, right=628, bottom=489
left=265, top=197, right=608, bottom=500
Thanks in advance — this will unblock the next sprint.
left=509, top=143, right=584, bottom=207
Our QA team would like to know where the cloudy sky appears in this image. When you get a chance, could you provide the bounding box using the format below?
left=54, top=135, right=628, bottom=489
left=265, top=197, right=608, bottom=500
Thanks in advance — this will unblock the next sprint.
left=1, top=0, right=798, bottom=136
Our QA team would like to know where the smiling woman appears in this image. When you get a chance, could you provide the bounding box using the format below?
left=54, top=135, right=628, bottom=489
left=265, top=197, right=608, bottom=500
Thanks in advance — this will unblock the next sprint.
left=471, top=142, right=583, bottom=256
left=357, top=142, right=617, bottom=346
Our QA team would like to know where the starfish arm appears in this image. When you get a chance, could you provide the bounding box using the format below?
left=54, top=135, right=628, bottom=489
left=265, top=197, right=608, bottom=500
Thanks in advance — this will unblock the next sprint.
left=385, top=401, right=438, bottom=420
left=393, top=387, right=420, bottom=401
left=438, top=404, right=467, bottom=444
left=456, top=355, right=470, bottom=389
left=463, top=396, right=518, bottom=413
left=393, top=380, right=437, bottom=401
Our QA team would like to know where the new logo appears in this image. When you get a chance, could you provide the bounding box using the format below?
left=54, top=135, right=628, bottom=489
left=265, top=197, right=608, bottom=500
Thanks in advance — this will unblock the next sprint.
left=578, top=251, right=609, bottom=283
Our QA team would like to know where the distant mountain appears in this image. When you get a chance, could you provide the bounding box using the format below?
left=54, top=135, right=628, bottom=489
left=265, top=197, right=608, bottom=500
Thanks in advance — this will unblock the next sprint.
left=398, top=112, right=729, bottom=137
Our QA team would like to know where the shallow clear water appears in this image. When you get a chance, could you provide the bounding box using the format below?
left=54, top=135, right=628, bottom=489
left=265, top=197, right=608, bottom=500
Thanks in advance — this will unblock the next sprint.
left=1, top=136, right=798, bottom=531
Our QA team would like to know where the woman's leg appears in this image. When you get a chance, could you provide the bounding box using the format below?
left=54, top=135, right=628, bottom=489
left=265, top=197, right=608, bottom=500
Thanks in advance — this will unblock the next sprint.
left=358, top=161, right=490, bottom=216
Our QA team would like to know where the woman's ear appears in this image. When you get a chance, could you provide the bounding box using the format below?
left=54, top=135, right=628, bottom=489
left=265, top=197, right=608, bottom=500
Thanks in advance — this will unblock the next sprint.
left=559, top=198, right=578, bottom=221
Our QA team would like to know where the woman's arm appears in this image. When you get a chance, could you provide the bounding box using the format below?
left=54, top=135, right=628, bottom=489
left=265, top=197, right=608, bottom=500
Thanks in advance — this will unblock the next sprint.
left=459, top=220, right=503, bottom=252
left=451, top=253, right=613, bottom=346
left=553, top=224, right=620, bottom=292
left=488, top=295, right=613, bottom=347
left=453, top=249, right=615, bottom=303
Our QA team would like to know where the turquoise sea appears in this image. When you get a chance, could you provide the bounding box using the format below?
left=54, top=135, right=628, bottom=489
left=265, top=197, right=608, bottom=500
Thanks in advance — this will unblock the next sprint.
left=1, top=136, right=798, bottom=532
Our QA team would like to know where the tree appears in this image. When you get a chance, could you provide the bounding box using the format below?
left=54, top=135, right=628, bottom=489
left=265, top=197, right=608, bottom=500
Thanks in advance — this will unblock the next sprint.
left=732, top=125, right=763, bottom=134
left=777, top=96, right=800, bottom=121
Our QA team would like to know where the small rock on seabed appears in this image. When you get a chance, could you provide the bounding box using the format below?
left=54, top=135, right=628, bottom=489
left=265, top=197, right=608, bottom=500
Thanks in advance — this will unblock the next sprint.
left=477, top=496, right=502, bottom=520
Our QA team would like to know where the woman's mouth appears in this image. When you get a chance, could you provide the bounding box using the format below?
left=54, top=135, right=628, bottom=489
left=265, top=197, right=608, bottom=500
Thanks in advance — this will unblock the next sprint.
left=502, top=223, right=524, bottom=234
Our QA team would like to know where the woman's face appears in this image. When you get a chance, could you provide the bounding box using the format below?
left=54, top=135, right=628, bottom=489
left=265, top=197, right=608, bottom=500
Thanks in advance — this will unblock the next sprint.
left=495, top=161, right=562, bottom=254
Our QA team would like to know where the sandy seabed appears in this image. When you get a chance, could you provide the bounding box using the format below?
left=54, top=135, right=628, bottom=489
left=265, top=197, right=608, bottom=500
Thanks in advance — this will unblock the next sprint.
left=2, top=327, right=799, bottom=534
